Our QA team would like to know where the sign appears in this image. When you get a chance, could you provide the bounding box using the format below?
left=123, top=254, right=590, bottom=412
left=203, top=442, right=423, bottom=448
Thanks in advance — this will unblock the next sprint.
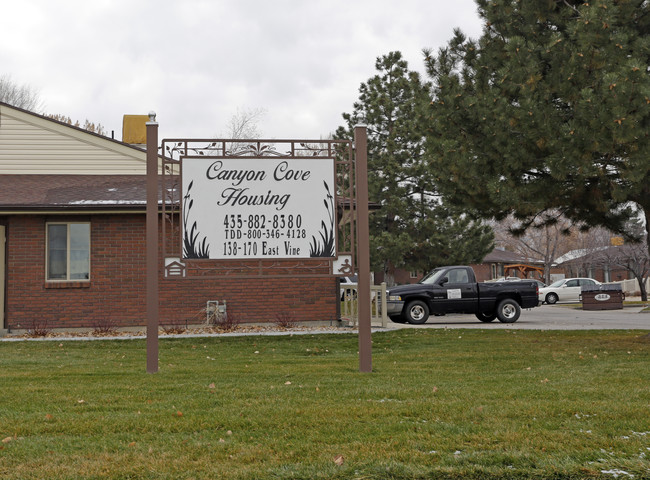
left=447, top=289, right=462, bottom=299
left=610, top=236, right=624, bottom=246
left=182, top=157, right=336, bottom=260
left=595, top=293, right=611, bottom=301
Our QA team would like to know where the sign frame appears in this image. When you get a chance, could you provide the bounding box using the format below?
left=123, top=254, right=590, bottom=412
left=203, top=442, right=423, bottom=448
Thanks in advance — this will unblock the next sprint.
left=159, top=138, right=358, bottom=279
left=149, top=128, right=372, bottom=373
left=181, top=156, right=337, bottom=261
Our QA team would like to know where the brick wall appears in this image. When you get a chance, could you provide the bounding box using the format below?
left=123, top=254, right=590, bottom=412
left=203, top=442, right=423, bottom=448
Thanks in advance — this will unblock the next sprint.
left=374, top=269, right=422, bottom=285
left=471, top=263, right=492, bottom=282
left=5, top=214, right=338, bottom=330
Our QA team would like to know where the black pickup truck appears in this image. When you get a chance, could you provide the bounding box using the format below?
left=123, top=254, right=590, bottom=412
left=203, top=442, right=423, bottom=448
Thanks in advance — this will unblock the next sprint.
left=386, top=265, right=539, bottom=324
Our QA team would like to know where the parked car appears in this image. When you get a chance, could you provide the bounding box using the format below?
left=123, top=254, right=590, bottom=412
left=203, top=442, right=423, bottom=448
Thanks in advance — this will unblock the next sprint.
left=339, top=275, right=358, bottom=300
left=386, top=265, right=539, bottom=324
left=528, top=279, right=547, bottom=289
left=538, top=278, right=601, bottom=304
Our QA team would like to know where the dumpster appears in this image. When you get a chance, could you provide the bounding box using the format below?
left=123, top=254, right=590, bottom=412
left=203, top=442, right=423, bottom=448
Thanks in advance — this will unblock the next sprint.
left=581, top=284, right=624, bottom=310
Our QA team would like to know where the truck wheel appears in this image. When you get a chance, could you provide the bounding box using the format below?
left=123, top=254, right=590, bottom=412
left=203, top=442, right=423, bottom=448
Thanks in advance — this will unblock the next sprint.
left=475, top=311, right=496, bottom=322
left=496, top=299, right=521, bottom=323
left=404, top=300, right=430, bottom=325
left=545, top=293, right=558, bottom=305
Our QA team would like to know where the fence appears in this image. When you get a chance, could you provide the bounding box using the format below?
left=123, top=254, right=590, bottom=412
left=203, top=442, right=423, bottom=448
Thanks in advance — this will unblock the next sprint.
left=340, top=282, right=388, bottom=328
left=609, top=277, right=649, bottom=297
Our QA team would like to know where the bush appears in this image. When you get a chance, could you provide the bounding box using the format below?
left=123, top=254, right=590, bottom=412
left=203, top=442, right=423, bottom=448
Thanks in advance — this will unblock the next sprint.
left=274, top=311, right=297, bottom=329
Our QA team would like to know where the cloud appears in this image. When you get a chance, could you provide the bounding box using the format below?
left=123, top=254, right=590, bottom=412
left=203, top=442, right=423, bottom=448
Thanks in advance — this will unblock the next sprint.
left=1, top=0, right=483, bottom=141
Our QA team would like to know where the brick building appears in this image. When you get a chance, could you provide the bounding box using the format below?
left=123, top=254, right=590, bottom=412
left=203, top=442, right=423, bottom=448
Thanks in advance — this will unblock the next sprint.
left=555, top=247, right=637, bottom=283
left=0, top=102, right=338, bottom=333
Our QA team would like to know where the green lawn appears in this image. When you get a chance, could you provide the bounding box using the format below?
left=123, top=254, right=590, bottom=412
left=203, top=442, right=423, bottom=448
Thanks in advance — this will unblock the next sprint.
left=1, top=329, right=649, bottom=479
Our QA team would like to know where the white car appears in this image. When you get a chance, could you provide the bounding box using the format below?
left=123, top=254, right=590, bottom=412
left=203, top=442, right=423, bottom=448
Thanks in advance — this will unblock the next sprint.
left=538, top=277, right=601, bottom=304
left=340, top=275, right=358, bottom=300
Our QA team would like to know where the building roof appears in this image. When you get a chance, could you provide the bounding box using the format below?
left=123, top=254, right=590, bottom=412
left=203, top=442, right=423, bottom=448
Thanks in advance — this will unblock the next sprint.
left=0, top=174, right=356, bottom=213
left=0, top=174, right=155, bottom=211
left=0, top=101, right=148, bottom=175
left=555, top=247, right=615, bottom=265
left=482, top=248, right=533, bottom=264
left=0, top=101, right=147, bottom=152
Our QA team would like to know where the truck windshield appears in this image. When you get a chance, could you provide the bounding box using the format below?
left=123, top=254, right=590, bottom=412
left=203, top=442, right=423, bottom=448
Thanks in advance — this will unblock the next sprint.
left=419, top=268, right=447, bottom=285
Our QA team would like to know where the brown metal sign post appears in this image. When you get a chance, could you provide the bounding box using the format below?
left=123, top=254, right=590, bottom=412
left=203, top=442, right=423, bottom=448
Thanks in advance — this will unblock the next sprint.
left=146, top=113, right=159, bottom=373
left=354, top=125, right=372, bottom=373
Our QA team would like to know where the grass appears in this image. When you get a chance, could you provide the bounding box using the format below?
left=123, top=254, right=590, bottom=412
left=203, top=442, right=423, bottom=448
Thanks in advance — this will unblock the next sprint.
left=1, top=329, right=649, bottom=479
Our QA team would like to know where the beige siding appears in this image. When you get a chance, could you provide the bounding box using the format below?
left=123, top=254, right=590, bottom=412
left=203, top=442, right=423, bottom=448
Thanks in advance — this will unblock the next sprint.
left=0, top=105, right=147, bottom=175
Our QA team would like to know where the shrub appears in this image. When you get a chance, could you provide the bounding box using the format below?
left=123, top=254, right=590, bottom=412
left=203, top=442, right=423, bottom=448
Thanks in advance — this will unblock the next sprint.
left=92, top=318, right=118, bottom=336
left=25, top=319, right=51, bottom=337
left=274, top=311, right=297, bottom=329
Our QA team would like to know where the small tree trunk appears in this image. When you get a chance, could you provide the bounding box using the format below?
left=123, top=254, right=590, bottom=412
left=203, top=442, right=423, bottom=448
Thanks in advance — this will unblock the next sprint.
left=383, top=261, right=396, bottom=287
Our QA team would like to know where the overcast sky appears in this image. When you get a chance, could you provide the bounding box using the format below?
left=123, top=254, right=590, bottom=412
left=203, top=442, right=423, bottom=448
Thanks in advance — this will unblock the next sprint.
left=1, top=0, right=484, bottom=142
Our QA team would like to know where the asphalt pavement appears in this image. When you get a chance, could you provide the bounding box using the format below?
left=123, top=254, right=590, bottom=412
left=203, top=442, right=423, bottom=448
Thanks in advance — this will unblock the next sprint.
left=381, top=303, right=650, bottom=330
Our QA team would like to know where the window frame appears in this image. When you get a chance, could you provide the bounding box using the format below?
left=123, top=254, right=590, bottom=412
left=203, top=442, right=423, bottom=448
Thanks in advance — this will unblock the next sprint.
left=45, top=222, right=91, bottom=282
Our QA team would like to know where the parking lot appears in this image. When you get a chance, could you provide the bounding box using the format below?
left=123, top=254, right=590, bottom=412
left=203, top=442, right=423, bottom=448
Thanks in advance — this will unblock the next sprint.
left=384, top=303, right=650, bottom=330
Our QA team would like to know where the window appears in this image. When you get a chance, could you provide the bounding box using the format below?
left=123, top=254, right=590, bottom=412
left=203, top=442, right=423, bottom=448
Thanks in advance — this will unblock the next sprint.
left=409, top=271, right=419, bottom=279
left=47, top=223, right=90, bottom=281
left=448, top=268, right=469, bottom=284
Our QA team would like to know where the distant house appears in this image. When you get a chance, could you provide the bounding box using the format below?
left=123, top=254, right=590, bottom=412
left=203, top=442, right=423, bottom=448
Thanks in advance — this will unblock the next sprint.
left=375, top=248, right=548, bottom=285
left=471, top=248, right=543, bottom=282
left=554, top=247, right=636, bottom=283
left=0, top=102, right=337, bottom=333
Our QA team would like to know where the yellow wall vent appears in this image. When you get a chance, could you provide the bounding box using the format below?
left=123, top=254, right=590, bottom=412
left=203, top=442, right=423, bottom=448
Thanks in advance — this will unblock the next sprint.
left=122, top=115, right=149, bottom=144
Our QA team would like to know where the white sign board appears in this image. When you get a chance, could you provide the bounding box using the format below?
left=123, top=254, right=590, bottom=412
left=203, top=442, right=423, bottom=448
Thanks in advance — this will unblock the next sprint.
left=447, top=289, right=462, bottom=299
left=182, top=157, right=336, bottom=260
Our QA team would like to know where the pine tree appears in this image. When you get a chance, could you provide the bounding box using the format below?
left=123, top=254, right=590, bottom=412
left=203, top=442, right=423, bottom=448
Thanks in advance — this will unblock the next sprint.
left=337, top=52, right=493, bottom=283
left=424, top=0, right=650, bottom=262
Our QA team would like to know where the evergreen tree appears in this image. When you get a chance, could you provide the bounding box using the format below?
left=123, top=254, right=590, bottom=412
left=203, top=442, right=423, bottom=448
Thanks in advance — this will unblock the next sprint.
left=337, top=52, right=493, bottom=283
left=424, top=1, right=650, bottom=260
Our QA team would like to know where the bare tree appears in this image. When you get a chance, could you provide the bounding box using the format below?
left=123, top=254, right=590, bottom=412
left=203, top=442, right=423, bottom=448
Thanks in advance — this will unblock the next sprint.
left=497, top=211, right=648, bottom=299
left=0, top=75, right=43, bottom=111
left=493, top=215, right=574, bottom=283
left=219, top=107, right=267, bottom=153
left=604, top=244, right=649, bottom=301
left=590, top=221, right=649, bottom=301
left=493, top=215, right=614, bottom=284
left=224, top=107, right=266, bottom=139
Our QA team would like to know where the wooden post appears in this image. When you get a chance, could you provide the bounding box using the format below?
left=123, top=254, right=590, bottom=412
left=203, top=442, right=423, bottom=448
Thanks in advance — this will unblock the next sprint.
left=354, top=125, right=372, bottom=373
left=146, top=113, right=159, bottom=374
